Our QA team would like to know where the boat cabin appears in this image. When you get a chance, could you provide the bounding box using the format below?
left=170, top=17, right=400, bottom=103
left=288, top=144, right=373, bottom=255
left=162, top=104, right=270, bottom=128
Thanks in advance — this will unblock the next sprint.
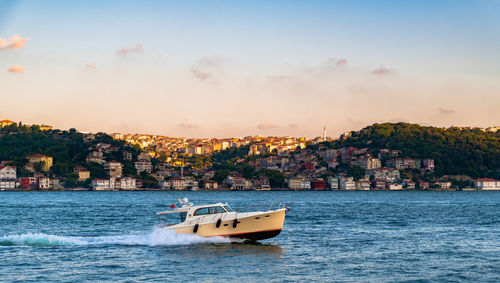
left=157, top=199, right=234, bottom=223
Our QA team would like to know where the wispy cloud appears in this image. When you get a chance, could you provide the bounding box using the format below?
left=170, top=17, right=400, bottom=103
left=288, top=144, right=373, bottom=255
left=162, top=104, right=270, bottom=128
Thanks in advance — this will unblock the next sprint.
left=84, top=64, right=96, bottom=70
left=178, top=121, right=199, bottom=129
left=197, top=56, right=222, bottom=68
left=325, top=58, right=348, bottom=67
left=7, top=65, right=24, bottom=73
left=257, top=123, right=279, bottom=130
left=438, top=107, right=455, bottom=114
left=190, top=68, right=211, bottom=81
left=0, top=34, right=29, bottom=51
left=336, top=58, right=348, bottom=66
left=372, top=66, right=393, bottom=75
left=117, top=43, right=143, bottom=55
left=288, top=123, right=299, bottom=129
left=265, top=75, right=290, bottom=82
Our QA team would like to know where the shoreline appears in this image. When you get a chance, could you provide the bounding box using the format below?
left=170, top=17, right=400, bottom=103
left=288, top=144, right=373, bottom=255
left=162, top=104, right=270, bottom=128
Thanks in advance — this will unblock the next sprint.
left=0, top=188, right=490, bottom=192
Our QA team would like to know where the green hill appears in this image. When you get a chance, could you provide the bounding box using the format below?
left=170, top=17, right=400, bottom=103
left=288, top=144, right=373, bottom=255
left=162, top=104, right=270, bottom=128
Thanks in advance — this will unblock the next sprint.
left=0, top=123, right=142, bottom=186
left=332, top=123, right=500, bottom=178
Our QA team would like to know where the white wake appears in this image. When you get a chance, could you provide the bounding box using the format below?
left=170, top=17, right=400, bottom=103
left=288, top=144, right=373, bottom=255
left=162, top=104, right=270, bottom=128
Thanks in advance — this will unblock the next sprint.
left=0, top=226, right=230, bottom=247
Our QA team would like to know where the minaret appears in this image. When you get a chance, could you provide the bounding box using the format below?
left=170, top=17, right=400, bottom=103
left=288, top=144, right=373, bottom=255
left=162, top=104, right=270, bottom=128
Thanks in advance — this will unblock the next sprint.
left=322, top=126, right=327, bottom=141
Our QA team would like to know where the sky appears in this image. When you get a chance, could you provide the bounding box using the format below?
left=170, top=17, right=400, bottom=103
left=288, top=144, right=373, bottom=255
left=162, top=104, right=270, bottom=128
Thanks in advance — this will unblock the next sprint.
left=1, top=0, right=499, bottom=138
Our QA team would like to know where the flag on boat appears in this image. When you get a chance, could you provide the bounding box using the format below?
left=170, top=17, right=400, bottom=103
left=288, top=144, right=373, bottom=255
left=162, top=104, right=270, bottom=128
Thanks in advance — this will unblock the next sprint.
left=170, top=204, right=176, bottom=208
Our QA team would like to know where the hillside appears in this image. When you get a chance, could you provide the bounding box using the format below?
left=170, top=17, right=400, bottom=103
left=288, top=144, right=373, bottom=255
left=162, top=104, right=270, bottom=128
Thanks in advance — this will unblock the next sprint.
left=332, top=123, right=500, bottom=178
left=0, top=123, right=143, bottom=186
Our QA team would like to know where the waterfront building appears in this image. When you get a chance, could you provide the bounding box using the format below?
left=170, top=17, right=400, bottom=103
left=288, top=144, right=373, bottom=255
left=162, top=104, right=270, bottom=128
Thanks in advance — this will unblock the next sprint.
left=288, top=178, right=311, bottom=190
left=311, top=180, right=328, bottom=190
left=386, top=183, right=403, bottom=190
left=473, top=178, right=500, bottom=190
left=119, top=177, right=137, bottom=190
left=327, top=176, right=339, bottom=190
left=203, top=180, right=218, bottom=190
left=92, top=179, right=111, bottom=190
left=419, top=181, right=430, bottom=190
left=355, top=179, right=371, bottom=190
left=0, top=165, right=17, bottom=189
left=403, top=179, right=416, bottom=189
left=372, top=179, right=387, bottom=190
left=0, top=179, right=16, bottom=189
left=339, top=176, right=355, bottom=190
left=252, top=176, right=271, bottom=190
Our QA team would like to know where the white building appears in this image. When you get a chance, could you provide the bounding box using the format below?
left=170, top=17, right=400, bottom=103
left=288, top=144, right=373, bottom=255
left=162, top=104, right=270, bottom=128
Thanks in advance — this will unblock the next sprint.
left=92, top=179, right=111, bottom=190
left=327, top=176, right=339, bottom=190
left=120, top=177, right=137, bottom=190
left=474, top=178, right=500, bottom=190
left=288, top=178, right=311, bottom=190
left=0, top=179, right=16, bottom=189
left=0, top=165, right=16, bottom=179
left=135, top=160, right=152, bottom=173
left=386, top=183, right=403, bottom=190
left=355, top=179, right=371, bottom=190
left=339, top=176, right=355, bottom=190
left=367, top=168, right=400, bottom=182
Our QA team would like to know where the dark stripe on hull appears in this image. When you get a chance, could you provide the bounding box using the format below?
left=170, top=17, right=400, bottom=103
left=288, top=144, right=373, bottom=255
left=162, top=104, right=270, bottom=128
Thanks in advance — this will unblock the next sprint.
left=228, top=229, right=282, bottom=241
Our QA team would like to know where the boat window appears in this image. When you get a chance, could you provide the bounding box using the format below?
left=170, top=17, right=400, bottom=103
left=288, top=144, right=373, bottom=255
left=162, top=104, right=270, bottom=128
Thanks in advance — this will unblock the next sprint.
left=224, top=206, right=233, bottom=212
left=193, top=207, right=210, bottom=216
left=180, top=212, right=186, bottom=222
left=209, top=206, right=226, bottom=214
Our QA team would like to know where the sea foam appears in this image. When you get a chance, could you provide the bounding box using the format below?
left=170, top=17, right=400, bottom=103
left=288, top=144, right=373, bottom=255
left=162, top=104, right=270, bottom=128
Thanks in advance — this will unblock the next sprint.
left=0, top=226, right=230, bottom=247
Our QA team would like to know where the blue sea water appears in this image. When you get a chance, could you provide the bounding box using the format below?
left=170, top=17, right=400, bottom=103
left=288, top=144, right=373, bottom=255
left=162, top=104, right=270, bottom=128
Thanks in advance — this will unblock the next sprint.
left=0, top=191, right=499, bottom=282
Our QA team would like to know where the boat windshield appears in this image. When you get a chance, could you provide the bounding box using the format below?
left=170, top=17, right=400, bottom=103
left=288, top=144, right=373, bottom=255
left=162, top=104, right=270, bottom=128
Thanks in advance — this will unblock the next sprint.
left=194, top=206, right=227, bottom=216
left=224, top=206, right=233, bottom=212
left=180, top=212, right=187, bottom=222
left=209, top=206, right=225, bottom=214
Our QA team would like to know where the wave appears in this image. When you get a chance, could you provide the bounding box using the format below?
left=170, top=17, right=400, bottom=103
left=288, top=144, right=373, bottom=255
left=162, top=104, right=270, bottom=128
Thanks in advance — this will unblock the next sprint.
left=0, top=226, right=230, bottom=247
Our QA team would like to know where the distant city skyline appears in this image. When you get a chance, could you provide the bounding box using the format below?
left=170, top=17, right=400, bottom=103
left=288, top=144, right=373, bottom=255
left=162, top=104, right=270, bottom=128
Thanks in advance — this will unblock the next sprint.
left=1, top=0, right=499, bottom=138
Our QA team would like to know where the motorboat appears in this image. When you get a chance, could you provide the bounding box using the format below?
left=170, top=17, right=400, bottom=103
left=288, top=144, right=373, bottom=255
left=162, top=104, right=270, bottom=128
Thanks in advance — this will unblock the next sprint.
left=157, top=198, right=288, bottom=241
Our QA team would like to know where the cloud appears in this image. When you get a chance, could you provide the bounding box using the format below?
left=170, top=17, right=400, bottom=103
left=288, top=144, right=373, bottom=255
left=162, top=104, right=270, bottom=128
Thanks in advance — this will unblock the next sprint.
left=7, top=65, right=24, bottom=73
left=266, top=75, right=290, bottom=81
left=372, top=66, right=393, bottom=75
left=178, top=121, right=199, bottom=129
left=325, top=58, right=348, bottom=67
left=84, top=64, right=96, bottom=70
left=336, top=58, right=348, bottom=66
left=0, top=34, right=29, bottom=51
left=197, top=56, right=222, bottom=68
left=438, top=107, right=455, bottom=114
left=257, top=123, right=279, bottom=130
left=190, top=68, right=211, bottom=81
left=117, top=43, right=143, bottom=55
left=288, top=123, right=299, bottom=129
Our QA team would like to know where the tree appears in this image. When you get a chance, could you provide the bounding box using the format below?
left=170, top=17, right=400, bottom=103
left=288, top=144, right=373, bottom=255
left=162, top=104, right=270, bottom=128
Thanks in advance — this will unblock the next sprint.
left=347, top=166, right=365, bottom=181
left=257, top=169, right=285, bottom=188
